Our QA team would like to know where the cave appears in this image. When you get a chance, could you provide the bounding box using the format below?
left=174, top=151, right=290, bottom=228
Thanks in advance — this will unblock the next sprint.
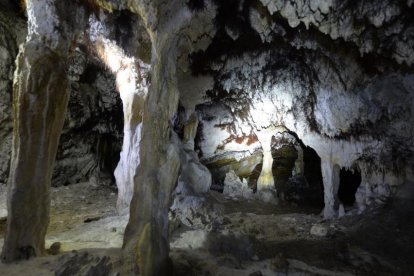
left=338, top=167, right=362, bottom=207
left=302, top=145, right=324, bottom=206
left=52, top=61, right=123, bottom=187
left=1, top=0, right=414, bottom=275
left=271, top=133, right=299, bottom=196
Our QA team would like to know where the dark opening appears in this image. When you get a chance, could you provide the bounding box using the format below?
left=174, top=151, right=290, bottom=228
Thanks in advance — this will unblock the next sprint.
left=271, top=143, right=298, bottom=194
left=114, top=11, right=133, bottom=47
left=266, top=131, right=325, bottom=207
left=96, top=134, right=121, bottom=183
left=303, top=146, right=323, bottom=189
left=302, top=146, right=324, bottom=207
left=187, top=0, right=205, bottom=11
left=338, top=168, right=361, bottom=206
left=53, top=62, right=123, bottom=187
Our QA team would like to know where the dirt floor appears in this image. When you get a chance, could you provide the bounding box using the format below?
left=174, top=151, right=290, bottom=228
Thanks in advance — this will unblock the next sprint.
left=0, top=182, right=413, bottom=275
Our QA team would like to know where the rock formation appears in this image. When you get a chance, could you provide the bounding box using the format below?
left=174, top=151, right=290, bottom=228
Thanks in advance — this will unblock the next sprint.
left=0, top=2, right=26, bottom=186
left=0, top=0, right=413, bottom=275
left=0, top=3, right=124, bottom=189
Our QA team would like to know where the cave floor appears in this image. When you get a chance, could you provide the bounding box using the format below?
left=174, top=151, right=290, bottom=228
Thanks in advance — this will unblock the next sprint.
left=170, top=191, right=414, bottom=276
left=0, top=183, right=413, bottom=275
left=0, top=182, right=126, bottom=275
left=2, top=182, right=125, bottom=251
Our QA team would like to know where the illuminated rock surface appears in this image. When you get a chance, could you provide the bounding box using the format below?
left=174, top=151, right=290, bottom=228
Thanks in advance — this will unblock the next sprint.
left=0, top=0, right=413, bottom=275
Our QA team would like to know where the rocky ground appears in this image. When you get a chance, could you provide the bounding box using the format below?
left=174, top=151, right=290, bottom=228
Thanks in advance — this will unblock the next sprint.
left=0, top=182, right=126, bottom=275
left=0, top=182, right=413, bottom=275
left=170, top=190, right=414, bottom=276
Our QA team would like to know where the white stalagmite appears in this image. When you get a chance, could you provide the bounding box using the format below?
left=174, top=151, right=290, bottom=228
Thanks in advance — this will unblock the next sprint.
left=321, top=159, right=340, bottom=218
left=94, top=36, right=151, bottom=211
left=256, top=130, right=275, bottom=191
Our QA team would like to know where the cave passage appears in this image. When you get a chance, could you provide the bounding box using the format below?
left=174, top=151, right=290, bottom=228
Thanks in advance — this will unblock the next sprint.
left=302, top=146, right=324, bottom=207
left=271, top=143, right=298, bottom=195
left=338, top=168, right=362, bottom=206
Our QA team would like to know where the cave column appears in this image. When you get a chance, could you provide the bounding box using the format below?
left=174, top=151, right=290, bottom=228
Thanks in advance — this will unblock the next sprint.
left=256, top=130, right=275, bottom=191
left=122, top=36, right=182, bottom=275
left=293, top=144, right=304, bottom=176
left=114, top=61, right=148, bottom=213
left=1, top=0, right=73, bottom=261
left=355, top=164, right=368, bottom=213
left=114, top=91, right=145, bottom=212
left=94, top=36, right=150, bottom=212
left=321, top=159, right=340, bottom=218
left=182, top=112, right=198, bottom=151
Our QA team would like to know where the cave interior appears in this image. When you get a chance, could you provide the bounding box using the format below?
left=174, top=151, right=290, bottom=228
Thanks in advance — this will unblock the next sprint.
left=0, top=0, right=414, bottom=275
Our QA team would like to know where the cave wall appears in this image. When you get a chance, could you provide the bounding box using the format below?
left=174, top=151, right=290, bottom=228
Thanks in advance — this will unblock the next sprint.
left=0, top=0, right=413, bottom=273
left=53, top=51, right=123, bottom=187
left=0, top=2, right=26, bottom=185
left=0, top=3, right=124, bottom=187
left=191, top=0, right=414, bottom=218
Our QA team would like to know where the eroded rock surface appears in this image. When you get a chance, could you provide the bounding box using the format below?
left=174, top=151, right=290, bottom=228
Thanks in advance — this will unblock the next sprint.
left=191, top=0, right=414, bottom=218
left=0, top=3, right=26, bottom=185
left=0, top=0, right=413, bottom=274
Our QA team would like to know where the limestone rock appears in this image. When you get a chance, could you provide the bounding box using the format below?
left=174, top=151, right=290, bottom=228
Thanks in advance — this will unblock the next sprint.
left=0, top=19, right=123, bottom=188
left=0, top=0, right=414, bottom=273
left=223, top=170, right=253, bottom=199
left=0, top=4, right=27, bottom=185
left=54, top=252, right=112, bottom=276
left=0, top=185, right=6, bottom=219
left=170, top=194, right=223, bottom=230
left=47, top=242, right=61, bottom=255
left=310, top=224, right=329, bottom=237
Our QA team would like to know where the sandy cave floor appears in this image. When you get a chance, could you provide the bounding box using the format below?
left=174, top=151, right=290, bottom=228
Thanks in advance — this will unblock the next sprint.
left=0, top=183, right=413, bottom=275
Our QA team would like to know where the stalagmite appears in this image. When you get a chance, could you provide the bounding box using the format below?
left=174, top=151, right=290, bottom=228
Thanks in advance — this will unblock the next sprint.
left=95, top=37, right=150, bottom=212
left=114, top=94, right=144, bottom=212
left=121, top=2, right=192, bottom=270
left=321, top=159, right=340, bottom=219
left=183, top=113, right=199, bottom=151
left=293, top=144, right=304, bottom=177
left=256, top=130, right=275, bottom=191
left=1, top=0, right=87, bottom=262
left=0, top=0, right=413, bottom=274
left=122, top=46, right=182, bottom=274
left=1, top=41, right=69, bottom=262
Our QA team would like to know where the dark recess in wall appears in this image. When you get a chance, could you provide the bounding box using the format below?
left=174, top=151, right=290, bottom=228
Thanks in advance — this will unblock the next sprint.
left=338, top=168, right=362, bottom=206
left=187, top=0, right=205, bottom=11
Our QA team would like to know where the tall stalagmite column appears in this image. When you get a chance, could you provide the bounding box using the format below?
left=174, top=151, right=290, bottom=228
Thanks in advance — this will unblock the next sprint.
left=94, top=38, right=150, bottom=212
left=1, top=0, right=84, bottom=262
left=120, top=4, right=204, bottom=273
left=122, top=40, right=182, bottom=274
left=293, top=144, right=304, bottom=176
left=121, top=0, right=215, bottom=274
left=1, top=43, right=69, bottom=261
left=182, top=112, right=199, bottom=151
left=321, top=159, right=340, bottom=218
left=256, top=130, right=275, bottom=191
left=115, top=92, right=145, bottom=212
